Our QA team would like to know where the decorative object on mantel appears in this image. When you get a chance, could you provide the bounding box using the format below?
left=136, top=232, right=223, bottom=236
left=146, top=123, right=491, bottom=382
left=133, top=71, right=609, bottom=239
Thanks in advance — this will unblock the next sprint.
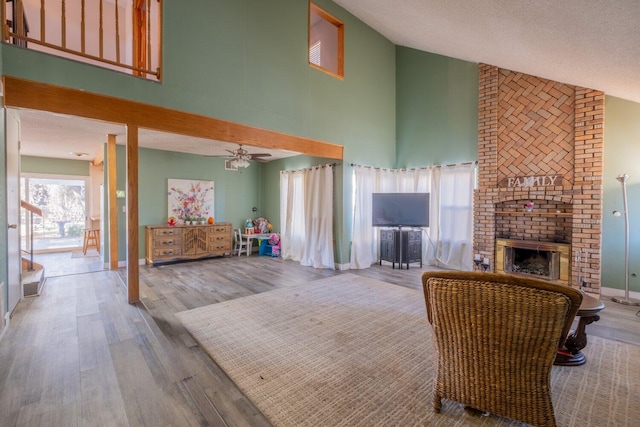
left=524, top=201, right=535, bottom=212
left=502, top=174, right=563, bottom=188
left=168, top=179, right=215, bottom=224
left=611, top=174, right=640, bottom=306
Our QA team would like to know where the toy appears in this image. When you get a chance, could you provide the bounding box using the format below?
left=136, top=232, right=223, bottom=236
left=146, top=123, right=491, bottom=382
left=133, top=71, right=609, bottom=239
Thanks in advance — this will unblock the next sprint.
left=268, top=233, right=281, bottom=257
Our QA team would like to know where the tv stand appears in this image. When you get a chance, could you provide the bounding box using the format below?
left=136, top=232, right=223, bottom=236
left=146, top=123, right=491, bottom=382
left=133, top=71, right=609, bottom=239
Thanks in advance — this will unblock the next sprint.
left=379, top=229, right=422, bottom=269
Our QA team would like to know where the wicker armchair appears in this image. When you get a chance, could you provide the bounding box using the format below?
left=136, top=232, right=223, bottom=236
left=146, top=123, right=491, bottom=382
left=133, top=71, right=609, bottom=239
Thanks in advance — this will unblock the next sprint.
left=421, top=271, right=583, bottom=427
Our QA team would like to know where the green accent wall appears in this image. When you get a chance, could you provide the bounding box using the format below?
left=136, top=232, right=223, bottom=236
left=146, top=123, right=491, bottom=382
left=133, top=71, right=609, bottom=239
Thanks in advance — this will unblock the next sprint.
left=396, top=47, right=478, bottom=167
left=1, top=0, right=396, bottom=266
left=602, top=96, right=640, bottom=293
left=21, top=156, right=90, bottom=176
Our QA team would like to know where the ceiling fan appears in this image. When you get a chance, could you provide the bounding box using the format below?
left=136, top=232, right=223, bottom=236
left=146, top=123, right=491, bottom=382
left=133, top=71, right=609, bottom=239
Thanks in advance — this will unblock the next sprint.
left=208, top=144, right=272, bottom=168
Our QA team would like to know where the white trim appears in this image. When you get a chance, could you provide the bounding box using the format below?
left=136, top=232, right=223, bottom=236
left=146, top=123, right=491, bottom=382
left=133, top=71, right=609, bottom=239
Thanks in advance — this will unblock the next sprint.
left=335, top=262, right=351, bottom=271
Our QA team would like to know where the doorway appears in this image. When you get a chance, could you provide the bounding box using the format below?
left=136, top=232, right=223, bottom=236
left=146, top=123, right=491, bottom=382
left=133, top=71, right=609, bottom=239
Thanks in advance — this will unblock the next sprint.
left=21, top=174, right=103, bottom=277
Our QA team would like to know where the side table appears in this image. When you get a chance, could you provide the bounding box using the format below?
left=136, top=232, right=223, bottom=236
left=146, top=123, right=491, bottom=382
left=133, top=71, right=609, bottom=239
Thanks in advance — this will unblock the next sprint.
left=554, top=291, right=605, bottom=366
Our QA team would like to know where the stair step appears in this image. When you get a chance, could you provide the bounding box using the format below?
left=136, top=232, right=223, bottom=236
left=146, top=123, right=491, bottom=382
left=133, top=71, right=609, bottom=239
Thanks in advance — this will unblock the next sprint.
left=22, top=267, right=45, bottom=297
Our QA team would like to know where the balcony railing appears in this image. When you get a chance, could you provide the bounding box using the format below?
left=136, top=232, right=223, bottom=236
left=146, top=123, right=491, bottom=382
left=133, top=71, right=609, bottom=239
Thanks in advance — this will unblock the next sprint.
left=2, top=0, right=161, bottom=80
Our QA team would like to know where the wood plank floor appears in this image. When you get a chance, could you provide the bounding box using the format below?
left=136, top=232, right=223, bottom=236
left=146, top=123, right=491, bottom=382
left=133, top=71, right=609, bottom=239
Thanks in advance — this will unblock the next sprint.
left=1, top=254, right=639, bottom=426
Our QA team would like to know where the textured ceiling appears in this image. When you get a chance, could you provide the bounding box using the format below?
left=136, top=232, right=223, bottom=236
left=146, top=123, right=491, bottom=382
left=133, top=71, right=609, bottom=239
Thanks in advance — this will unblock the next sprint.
left=19, top=0, right=640, bottom=161
left=335, top=0, right=640, bottom=103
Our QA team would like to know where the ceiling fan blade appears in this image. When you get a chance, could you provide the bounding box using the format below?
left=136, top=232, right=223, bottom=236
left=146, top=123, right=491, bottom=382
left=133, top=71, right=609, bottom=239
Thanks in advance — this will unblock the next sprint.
left=250, top=156, right=270, bottom=163
left=249, top=153, right=272, bottom=158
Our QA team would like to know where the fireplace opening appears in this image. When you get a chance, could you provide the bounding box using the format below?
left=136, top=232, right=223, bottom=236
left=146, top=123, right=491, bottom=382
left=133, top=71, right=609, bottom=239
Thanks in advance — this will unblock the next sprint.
left=504, top=247, right=560, bottom=281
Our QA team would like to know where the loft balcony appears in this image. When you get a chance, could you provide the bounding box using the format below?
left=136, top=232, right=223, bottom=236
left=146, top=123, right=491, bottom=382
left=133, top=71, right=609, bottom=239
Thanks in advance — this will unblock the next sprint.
left=2, top=0, right=161, bottom=80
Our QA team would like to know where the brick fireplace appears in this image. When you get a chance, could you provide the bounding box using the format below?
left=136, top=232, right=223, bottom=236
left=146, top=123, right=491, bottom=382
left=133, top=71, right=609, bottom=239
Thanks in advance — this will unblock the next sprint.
left=473, top=64, right=604, bottom=294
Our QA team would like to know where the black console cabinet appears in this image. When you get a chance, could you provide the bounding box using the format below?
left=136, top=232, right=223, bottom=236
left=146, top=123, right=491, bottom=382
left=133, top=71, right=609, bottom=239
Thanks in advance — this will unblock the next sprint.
left=379, top=229, right=422, bottom=269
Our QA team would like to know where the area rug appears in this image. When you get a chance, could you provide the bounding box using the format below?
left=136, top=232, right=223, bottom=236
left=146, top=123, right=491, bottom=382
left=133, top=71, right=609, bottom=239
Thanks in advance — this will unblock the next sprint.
left=176, top=273, right=640, bottom=426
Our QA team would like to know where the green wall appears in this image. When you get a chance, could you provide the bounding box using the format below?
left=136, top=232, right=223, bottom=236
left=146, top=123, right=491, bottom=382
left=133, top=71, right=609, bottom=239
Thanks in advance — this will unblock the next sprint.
left=602, top=96, right=640, bottom=294
left=395, top=47, right=479, bottom=167
left=21, top=156, right=90, bottom=176
left=1, top=0, right=396, bottom=266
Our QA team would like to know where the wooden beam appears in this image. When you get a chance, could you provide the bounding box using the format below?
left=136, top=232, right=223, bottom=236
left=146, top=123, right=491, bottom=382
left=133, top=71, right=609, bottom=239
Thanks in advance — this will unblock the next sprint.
left=107, top=134, right=119, bottom=270
left=126, top=125, right=139, bottom=304
left=2, top=76, right=344, bottom=159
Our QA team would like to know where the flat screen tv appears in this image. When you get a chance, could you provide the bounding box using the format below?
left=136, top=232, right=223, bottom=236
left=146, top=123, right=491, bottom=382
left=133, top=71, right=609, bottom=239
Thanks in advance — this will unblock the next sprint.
left=372, top=193, right=430, bottom=227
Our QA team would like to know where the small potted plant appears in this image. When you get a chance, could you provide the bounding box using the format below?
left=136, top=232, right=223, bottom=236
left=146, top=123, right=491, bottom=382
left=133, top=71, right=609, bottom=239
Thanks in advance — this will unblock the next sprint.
left=184, top=216, right=192, bottom=225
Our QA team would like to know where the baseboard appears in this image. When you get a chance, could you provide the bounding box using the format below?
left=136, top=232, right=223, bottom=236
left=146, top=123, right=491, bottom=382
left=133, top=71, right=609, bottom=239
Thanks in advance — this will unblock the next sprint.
left=335, top=263, right=351, bottom=271
left=600, top=286, right=640, bottom=300
left=0, top=313, right=10, bottom=343
left=115, top=259, right=146, bottom=268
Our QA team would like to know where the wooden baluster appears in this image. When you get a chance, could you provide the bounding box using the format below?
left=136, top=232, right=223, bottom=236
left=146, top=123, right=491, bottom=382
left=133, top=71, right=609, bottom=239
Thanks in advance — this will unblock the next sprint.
left=61, top=0, right=65, bottom=48
left=147, top=0, right=151, bottom=72
left=1, top=0, right=6, bottom=42
left=81, top=0, right=85, bottom=53
left=99, top=0, right=103, bottom=58
left=40, top=0, right=45, bottom=42
left=115, top=0, right=120, bottom=63
left=16, top=0, right=24, bottom=38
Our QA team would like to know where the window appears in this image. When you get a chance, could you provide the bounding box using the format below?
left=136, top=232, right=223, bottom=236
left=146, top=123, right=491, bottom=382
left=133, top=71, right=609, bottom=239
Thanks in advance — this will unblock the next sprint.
left=309, top=3, right=344, bottom=79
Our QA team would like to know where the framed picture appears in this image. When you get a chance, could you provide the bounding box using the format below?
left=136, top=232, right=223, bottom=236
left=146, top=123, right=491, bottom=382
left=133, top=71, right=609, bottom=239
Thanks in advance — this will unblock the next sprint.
left=167, top=179, right=214, bottom=223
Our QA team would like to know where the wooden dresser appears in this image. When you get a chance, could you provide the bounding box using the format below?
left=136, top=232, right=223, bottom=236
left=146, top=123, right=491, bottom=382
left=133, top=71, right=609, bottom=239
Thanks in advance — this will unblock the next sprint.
left=145, top=223, right=232, bottom=266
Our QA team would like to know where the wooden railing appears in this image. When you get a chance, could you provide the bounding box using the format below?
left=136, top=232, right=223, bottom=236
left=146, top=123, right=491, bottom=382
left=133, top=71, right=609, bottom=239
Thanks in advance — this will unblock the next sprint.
left=20, top=200, right=43, bottom=271
left=2, top=0, right=162, bottom=80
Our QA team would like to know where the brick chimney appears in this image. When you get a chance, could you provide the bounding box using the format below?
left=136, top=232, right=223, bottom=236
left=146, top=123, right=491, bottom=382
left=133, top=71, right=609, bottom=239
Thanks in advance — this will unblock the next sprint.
left=474, top=64, right=604, bottom=294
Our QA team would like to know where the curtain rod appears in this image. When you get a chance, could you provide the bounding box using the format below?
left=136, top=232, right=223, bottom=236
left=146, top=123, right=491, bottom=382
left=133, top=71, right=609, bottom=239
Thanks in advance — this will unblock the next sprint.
left=350, top=161, right=477, bottom=170
left=280, top=162, right=338, bottom=174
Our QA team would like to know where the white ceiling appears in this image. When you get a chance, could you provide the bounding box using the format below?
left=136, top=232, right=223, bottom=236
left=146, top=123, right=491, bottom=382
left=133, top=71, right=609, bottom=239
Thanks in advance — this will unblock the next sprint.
left=334, top=0, right=640, bottom=103
left=19, top=0, right=640, bottom=161
left=17, top=109, right=298, bottom=162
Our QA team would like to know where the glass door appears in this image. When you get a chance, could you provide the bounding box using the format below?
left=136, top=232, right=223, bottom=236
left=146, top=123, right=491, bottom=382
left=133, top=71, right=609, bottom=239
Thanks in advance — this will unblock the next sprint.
left=21, top=174, right=89, bottom=252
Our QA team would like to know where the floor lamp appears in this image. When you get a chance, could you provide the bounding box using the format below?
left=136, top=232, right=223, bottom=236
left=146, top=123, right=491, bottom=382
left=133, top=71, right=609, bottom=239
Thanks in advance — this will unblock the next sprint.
left=611, top=174, right=640, bottom=305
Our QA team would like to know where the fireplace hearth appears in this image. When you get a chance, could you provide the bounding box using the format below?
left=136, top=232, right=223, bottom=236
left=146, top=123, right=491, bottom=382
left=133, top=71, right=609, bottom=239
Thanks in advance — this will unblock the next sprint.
left=505, top=247, right=560, bottom=281
left=495, top=239, right=570, bottom=285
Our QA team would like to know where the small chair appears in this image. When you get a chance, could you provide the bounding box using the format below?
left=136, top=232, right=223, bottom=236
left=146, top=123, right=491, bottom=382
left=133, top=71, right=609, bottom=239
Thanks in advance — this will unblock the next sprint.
left=83, top=228, right=100, bottom=255
left=233, top=228, right=247, bottom=256
left=421, top=271, right=582, bottom=427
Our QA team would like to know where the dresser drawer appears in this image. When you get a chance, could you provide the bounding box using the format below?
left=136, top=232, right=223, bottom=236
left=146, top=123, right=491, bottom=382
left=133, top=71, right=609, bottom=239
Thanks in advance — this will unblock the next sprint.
left=211, top=224, right=231, bottom=234
left=154, top=236, right=181, bottom=248
left=154, top=227, right=179, bottom=237
left=153, top=247, right=181, bottom=258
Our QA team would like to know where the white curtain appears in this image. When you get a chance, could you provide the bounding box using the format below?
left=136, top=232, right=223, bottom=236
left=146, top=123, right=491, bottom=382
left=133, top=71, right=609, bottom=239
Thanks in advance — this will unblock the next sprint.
left=428, top=163, right=475, bottom=270
left=280, top=165, right=335, bottom=269
left=350, top=163, right=475, bottom=271
left=350, top=167, right=402, bottom=269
